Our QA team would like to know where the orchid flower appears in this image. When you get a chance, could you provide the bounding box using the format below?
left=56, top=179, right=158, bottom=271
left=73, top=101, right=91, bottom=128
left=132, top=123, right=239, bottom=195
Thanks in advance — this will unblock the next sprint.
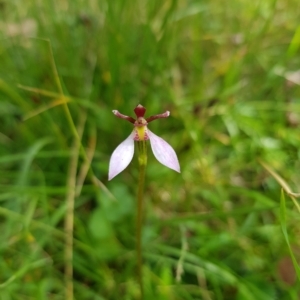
left=108, top=104, right=180, bottom=180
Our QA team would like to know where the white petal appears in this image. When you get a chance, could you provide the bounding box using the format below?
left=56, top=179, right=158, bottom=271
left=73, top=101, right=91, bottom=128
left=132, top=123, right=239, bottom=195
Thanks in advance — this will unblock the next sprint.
left=148, top=129, right=180, bottom=173
left=108, top=132, right=135, bottom=180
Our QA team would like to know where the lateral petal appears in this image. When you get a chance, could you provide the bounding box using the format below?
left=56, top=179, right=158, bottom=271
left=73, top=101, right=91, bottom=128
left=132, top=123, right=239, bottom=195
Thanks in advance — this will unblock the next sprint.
left=148, top=129, right=180, bottom=173
left=108, top=132, right=135, bottom=180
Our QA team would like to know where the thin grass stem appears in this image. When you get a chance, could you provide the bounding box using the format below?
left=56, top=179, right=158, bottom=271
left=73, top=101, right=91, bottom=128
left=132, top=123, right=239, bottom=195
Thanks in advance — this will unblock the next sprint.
left=64, top=112, right=86, bottom=300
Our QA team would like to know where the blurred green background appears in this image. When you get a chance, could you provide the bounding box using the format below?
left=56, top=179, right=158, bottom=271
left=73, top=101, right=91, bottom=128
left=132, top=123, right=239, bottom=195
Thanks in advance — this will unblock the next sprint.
left=1, top=0, right=300, bottom=299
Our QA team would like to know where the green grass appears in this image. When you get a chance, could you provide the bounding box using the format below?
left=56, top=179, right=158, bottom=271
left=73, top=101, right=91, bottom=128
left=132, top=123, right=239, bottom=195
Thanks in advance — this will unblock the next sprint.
left=1, top=0, right=300, bottom=299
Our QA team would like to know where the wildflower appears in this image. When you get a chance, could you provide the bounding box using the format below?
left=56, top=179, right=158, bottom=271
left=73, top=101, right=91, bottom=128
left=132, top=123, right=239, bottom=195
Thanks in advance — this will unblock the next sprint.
left=108, top=104, right=180, bottom=180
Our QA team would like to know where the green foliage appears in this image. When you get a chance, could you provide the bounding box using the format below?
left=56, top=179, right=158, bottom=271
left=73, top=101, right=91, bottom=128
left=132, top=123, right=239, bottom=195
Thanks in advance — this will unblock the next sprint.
left=1, top=0, right=300, bottom=299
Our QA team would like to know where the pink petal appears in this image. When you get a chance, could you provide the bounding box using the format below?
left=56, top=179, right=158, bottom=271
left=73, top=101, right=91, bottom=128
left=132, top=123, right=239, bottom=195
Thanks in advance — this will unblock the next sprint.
left=108, top=132, right=135, bottom=180
left=148, top=129, right=180, bottom=173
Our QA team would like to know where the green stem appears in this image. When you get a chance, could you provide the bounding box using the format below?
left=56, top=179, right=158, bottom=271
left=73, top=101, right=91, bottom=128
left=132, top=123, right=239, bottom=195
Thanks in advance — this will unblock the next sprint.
left=136, top=141, right=147, bottom=299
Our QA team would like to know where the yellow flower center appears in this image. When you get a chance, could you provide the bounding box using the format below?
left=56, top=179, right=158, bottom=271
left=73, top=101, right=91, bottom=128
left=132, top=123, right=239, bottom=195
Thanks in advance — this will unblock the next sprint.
left=134, top=117, right=148, bottom=141
left=136, top=125, right=147, bottom=141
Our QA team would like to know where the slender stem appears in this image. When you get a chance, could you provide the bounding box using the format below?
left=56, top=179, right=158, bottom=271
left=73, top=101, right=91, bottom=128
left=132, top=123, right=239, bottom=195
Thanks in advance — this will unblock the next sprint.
left=136, top=141, right=147, bottom=299
left=64, top=141, right=78, bottom=300
left=48, top=40, right=78, bottom=300
left=64, top=112, right=86, bottom=300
